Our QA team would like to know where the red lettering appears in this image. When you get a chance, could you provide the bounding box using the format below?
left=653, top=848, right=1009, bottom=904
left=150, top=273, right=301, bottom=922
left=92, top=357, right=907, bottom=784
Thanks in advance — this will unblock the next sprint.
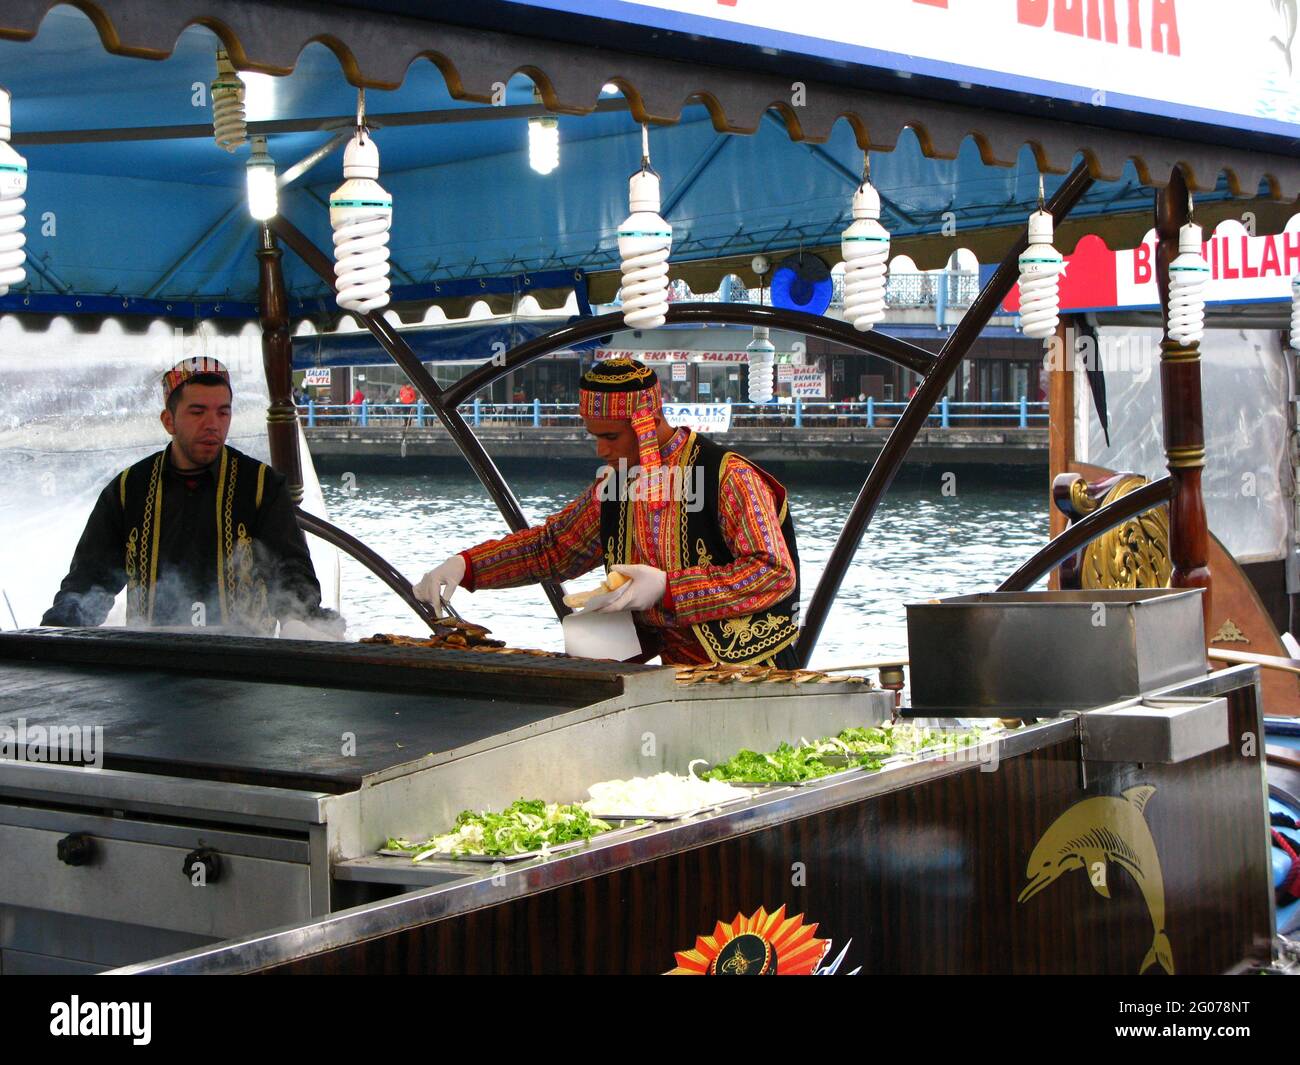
left=1055, top=0, right=1084, bottom=35
left=1101, top=0, right=1119, bottom=42
left=1126, top=0, right=1142, bottom=47
left=1084, top=0, right=1101, bottom=39
left=1018, top=0, right=1050, bottom=26
left=912, top=0, right=948, bottom=5
left=1222, top=236, right=1239, bottom=280
left=1134, top=241, right=1153, bottom=284
left=1261, top=235, right=1281, bottom=277
left=1241, top=235, right=1259, bottom=279
left=1284, top=231, right=1300, bottom=276
left=1150, top=0, right=1180, bottom=54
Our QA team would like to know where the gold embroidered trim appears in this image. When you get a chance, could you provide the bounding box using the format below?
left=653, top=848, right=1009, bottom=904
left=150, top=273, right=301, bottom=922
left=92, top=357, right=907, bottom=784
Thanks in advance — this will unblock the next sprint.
left=142, top=453, right=164, bottom=623
left=255, top=463, right=267, bottom=509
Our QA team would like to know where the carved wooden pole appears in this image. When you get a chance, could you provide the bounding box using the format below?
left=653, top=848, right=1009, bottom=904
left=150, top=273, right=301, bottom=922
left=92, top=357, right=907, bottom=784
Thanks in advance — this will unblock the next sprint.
left=1154, top=166, right=1211, bottom=634
left=258, top=224, right=304, bottom=503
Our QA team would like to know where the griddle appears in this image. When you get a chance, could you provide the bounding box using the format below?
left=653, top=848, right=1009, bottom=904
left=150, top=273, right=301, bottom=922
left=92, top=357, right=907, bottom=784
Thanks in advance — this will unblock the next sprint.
left=0, top=629, right=657, bottom=793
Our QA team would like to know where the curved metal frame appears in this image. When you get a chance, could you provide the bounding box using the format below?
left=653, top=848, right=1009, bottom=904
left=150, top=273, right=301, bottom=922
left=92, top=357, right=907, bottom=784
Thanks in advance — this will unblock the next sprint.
left=295, top=508, right=442, bottom=631
left=275, top=163, right=1094, bottom=659
left=995, top=477, right=1174, bottom=593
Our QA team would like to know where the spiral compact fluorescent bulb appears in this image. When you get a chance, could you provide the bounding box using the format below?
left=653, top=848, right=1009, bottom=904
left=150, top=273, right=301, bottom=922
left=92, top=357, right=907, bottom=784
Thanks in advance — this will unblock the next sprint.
left=1017, top=209, right=1064, bottom=340
left=841, top=179, right=890, bottom=331
left=211, top=50, right=247, bottom=153
left=1166, top=222, right=1209, bottom=346
left=0, top=87, right=27, bottom=298
left=618, top=134, right=672, bottom=330
left=330, top=131, right=393, bottom=314
left=1291, top=274, right=1300, bottom=351
left=747, top=326, right=776, bottom=403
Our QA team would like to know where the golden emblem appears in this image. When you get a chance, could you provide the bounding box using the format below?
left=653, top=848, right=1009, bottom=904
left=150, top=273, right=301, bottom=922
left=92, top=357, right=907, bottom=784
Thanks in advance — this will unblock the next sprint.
left=1210, top=619, right=1248, bottom=644
left=1019, top=785, right=1173, bottom=975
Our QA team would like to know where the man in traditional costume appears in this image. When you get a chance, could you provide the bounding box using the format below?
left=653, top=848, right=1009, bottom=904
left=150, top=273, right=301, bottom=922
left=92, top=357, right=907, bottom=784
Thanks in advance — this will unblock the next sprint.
left=415, top=358, right=800, bottom=666
left=42, top=357, right=341, bottom=638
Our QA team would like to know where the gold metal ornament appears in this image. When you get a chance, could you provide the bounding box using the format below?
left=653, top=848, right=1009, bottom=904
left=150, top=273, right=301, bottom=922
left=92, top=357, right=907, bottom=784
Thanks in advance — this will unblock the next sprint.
left=1080, top=475, right=1172, bottom=590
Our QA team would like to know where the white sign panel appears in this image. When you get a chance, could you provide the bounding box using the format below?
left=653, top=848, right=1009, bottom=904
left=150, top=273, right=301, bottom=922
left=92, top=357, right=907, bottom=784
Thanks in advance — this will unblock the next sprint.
left=303, top=368, right=331, bottom=387
left=791, top=369, right=826, bottom=398
left=663, top=402, right=733, bottom=434
left=671, top=362, right=687, bottom=382
left=509, top=0, right=1300, bottom=137
left=1116, top=225, right=1300, bottom=308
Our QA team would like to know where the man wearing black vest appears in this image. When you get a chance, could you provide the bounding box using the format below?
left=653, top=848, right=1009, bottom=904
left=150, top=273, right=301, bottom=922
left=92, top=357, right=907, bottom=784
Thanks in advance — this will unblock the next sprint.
left=415, top=357, right=800, bottom=666
left=42, top=357, right=341, bottom=638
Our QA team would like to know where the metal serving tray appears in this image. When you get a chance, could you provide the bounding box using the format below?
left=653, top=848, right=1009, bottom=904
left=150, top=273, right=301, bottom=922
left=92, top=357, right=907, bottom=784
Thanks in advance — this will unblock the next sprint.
left=584, top=791, right=757, bottom=822
left=905, top=588, right=1206, bottom=717
left=377, top=819, right=651, bottom=863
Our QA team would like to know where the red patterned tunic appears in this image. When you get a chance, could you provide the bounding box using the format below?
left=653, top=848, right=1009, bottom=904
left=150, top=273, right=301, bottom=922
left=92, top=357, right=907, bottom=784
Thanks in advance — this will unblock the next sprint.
left=459, top=428, right=796, bottom=664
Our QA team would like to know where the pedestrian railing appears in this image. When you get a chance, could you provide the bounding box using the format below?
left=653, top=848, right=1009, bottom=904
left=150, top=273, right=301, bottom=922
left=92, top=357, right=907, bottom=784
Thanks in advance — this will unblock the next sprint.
left=298, top=397, right=1048, bottom=430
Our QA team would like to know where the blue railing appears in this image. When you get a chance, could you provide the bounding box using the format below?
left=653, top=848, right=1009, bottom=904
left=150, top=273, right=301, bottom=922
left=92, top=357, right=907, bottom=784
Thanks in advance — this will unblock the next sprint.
left=299, top=398, right=1048, bottom=430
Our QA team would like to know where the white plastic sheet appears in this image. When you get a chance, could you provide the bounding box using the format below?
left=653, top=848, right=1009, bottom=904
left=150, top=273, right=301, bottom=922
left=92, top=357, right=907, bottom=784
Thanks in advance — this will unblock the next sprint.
left=1079, top=326, right=1289, bottom=563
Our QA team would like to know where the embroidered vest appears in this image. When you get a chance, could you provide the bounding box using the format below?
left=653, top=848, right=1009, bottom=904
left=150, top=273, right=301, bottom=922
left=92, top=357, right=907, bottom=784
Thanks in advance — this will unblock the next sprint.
left=599, top=431, right=801, bottom=666
left=119, top=446, right=273, bottom=632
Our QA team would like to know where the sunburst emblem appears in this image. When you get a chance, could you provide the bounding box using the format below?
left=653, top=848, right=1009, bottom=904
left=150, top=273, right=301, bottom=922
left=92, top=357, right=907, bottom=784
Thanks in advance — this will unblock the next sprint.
left=668, top=905, right=831, bottom=975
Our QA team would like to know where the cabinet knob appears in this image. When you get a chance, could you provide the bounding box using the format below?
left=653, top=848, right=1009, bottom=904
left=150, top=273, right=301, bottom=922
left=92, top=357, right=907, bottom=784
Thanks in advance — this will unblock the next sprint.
left=182, top=847, right=223, bottom=884
left=56, top=833, right=95, bottom=866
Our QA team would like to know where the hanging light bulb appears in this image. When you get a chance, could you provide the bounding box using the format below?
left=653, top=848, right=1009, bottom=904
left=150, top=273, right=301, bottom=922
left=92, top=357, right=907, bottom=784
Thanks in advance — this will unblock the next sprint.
left=1017, top=177, right=1064, bottom=340
left=528, top=116, right=559, bottom=175
left=747, top=326, right=776, bottom=403
left=211, top=50, right=247, bottom=153
left=0, top=86, right=27, bottom=298
left=331, top=93, right=393, bottom=315
left=245, top=135, right=278, bottom=221
left=841, top=157, right=890, bottom=331
left=1291, top=274, right=1300, bottom=351
left=1166, top=214, right=1209, bottom=346
left=617, top=125, right=672, bottom=330
left=528, top=87, right=559, bottom=175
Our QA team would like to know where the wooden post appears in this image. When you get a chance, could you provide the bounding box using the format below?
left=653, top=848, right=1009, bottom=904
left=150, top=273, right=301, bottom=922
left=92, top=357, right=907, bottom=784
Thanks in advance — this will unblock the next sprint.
left=1047, top=316, right=1075, bottom=589
left=1154, top=167, right=1211, bottom=634
left=257, top=225, right=304, bottom=503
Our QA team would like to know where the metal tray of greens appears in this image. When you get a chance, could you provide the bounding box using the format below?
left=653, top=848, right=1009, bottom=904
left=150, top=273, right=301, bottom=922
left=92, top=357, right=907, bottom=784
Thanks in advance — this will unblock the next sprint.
left=380, top=800, right=651, bottom=863
left=584, top=791, right=759, bottom=822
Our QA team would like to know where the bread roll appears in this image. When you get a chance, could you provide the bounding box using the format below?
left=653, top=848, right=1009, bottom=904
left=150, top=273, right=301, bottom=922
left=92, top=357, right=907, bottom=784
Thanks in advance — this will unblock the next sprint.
left=563, top=569, right=629, bottom=609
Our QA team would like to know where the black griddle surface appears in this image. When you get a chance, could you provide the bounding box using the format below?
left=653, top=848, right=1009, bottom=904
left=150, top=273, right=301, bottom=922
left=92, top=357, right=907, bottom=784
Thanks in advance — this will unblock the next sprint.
left=0, top=661, right=577, bottom=793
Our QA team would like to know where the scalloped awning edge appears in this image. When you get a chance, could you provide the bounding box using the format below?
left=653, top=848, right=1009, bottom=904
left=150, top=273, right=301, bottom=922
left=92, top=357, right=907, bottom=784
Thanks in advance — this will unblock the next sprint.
left=3, top=0, right=1298, bottom=199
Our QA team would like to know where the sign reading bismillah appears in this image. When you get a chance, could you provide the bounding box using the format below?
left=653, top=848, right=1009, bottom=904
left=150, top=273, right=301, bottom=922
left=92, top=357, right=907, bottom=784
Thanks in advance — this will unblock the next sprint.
left=507, top=0, right=1299, bottom=139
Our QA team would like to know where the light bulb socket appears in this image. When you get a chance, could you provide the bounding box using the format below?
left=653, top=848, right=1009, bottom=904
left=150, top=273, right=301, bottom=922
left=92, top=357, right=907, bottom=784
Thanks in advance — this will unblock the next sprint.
left=342, top=132, right=381, bottom=179
left=1027, top=209, right=1054, bottom=244
left=1177, top=222, right=1204, bottom=255
left=852, top=181, right=881, bottom=219
left=629, top=169, right=662, bottom=213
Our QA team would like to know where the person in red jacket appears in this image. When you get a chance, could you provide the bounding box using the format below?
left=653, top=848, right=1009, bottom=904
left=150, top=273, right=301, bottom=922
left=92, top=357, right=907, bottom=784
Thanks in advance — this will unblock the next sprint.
left=413, top=358, right=801, bottom=666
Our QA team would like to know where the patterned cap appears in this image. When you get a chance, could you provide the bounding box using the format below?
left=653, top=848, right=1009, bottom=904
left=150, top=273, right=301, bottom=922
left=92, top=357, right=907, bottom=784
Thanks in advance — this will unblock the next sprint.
left=579, top=358, right=667, bottom=505
left=161, top=356, right=230, bottom=401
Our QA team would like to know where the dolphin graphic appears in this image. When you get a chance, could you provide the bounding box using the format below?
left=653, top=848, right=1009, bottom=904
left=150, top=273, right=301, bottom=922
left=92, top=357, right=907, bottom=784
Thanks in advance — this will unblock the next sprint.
left=1018, top=785, right=1173, bottom=975
left=1273, top=0, right=1297, bottom=75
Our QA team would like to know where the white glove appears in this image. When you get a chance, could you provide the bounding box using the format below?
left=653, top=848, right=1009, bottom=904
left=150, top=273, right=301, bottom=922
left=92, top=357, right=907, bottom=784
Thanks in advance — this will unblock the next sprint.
left=590, top=563, right=668, bottom=614
left=414, top=554, right=466, bottom=616
left=279, top=615, right=347, bottom=642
